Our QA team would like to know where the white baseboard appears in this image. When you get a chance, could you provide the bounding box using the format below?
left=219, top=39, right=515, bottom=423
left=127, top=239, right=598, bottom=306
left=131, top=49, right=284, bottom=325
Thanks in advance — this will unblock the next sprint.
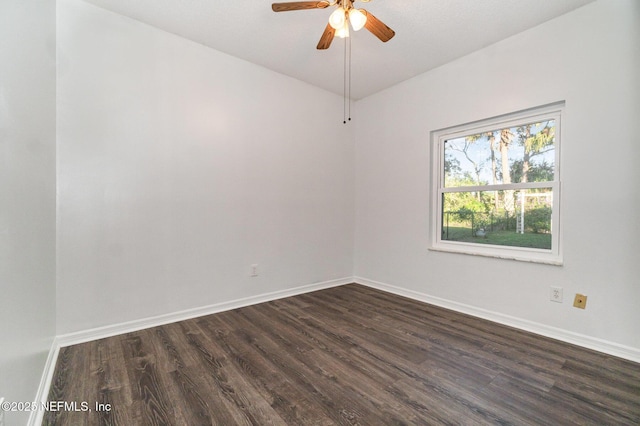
left=354, top=276, right=640, bottom=363
left=56, top=277, right=353, bottom=348
left=28, top=340, right=61, bottom=426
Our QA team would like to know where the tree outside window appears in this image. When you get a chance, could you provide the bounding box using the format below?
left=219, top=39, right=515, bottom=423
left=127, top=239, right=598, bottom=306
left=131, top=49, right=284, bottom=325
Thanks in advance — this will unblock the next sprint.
left=431, top=103, right=563, bottom=264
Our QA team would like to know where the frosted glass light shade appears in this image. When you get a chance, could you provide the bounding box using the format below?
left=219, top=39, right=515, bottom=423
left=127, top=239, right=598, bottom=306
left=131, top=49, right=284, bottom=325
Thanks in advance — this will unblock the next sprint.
left=349, top=8, right=367, bottom=31
left=335, top=21, right=350, bottom=38
left=329, top=8, right=346, bottom=30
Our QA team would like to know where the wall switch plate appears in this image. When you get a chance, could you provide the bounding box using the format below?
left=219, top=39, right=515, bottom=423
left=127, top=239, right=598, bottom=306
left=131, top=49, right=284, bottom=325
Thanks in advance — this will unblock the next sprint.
left=573, top=293, right=587, bottom=309
left=550, top=286, right=563, bottom=303
left=250, top=264, right=258, bottom=277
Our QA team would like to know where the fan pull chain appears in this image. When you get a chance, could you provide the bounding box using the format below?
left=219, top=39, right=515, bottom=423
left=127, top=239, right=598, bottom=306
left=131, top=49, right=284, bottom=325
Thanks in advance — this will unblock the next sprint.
left=348, top=34, right=352, bottom=122
left=343, top=35, right=347, bottom=124
left=343, top=32, right=352, bottom=124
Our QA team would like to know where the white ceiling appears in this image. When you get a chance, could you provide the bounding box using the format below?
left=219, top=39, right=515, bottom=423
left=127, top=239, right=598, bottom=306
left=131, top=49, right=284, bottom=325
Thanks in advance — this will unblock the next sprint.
left=81, top=0, right=595, bottom=100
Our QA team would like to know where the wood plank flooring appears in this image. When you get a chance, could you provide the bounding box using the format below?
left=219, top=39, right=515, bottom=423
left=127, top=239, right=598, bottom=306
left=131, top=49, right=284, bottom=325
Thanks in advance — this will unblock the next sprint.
left=43, top=284, right=640, bottom=425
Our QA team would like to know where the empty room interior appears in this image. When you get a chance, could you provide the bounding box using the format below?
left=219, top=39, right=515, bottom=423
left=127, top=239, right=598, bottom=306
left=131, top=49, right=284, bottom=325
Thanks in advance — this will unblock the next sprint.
left=2, top=0, right=639, bottom=424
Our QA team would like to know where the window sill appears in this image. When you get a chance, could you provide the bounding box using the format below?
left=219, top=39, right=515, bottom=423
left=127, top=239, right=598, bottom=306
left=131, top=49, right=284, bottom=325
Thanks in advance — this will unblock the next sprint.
left=428, top=244, right=563, bottom=266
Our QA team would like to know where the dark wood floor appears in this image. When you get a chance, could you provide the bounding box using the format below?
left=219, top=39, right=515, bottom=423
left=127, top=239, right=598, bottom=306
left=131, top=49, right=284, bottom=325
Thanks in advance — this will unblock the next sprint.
left=44, top=284, right=640, bottom=425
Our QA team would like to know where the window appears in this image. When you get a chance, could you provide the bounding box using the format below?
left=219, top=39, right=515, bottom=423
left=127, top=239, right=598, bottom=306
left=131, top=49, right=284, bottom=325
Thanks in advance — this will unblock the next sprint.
left=430, top=103, right=563, bottom=264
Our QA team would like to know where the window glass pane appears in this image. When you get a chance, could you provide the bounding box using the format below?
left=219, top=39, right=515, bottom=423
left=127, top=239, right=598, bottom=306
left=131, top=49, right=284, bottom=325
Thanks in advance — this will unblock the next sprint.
left=444, top=120, right=555, bottom=187
left=441, top=188, right=553, bottom=250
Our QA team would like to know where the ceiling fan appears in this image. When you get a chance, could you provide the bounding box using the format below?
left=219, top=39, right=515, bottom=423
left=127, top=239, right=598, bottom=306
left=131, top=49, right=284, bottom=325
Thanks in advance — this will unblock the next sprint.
left=271, top=0, right=395, bottom=50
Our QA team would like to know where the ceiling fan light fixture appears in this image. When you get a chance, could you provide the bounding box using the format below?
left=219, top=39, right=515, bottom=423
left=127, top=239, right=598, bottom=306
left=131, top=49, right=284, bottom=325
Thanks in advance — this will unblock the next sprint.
left=335, top=21, right=350, bottom=38
left=348, top=8, right=367, bottom=31
left=328, top=8, right=346, bottom=30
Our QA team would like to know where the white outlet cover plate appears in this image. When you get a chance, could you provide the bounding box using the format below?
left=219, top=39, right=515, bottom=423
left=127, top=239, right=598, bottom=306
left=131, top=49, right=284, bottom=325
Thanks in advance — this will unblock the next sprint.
left=550, top=286, right=563, bottom=303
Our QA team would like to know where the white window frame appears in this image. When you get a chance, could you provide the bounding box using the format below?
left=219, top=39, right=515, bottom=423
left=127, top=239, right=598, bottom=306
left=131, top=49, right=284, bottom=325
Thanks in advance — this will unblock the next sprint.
left=429, top=103, right=564, bottom=265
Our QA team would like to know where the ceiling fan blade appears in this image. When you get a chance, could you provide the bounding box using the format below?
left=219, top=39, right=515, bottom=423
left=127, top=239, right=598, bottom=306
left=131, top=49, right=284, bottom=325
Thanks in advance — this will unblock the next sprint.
left=272, top=1, right=330, bottom=12
left=316, top=23, right=335, bottom=50
left=361, top=9, right=395, bottom=42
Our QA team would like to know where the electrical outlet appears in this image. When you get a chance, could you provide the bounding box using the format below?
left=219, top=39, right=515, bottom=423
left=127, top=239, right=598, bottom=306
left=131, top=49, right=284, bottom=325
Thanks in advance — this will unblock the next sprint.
left=250, top=264, right=258, bottom=277
left=550, top=286, right=563, bottom=303
left=573, top=293, right=587, bottom=309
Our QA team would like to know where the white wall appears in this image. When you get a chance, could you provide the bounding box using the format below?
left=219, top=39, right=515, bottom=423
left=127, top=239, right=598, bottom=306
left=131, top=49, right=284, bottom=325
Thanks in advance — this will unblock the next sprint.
left=354, top=0, right=640, bottom=352
left=0, top=0, right=57, bottom=424
left=56, top=0, right=354, bottom=334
